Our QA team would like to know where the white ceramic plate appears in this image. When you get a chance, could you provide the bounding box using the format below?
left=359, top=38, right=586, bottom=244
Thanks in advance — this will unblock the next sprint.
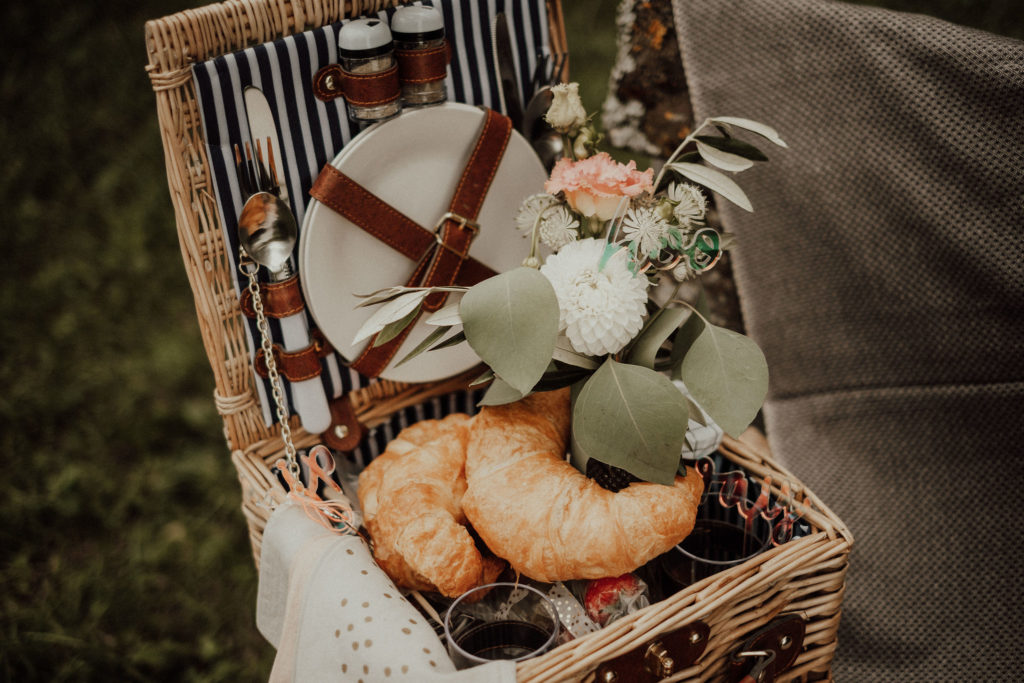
left=300, top=103, right=547, bottom=383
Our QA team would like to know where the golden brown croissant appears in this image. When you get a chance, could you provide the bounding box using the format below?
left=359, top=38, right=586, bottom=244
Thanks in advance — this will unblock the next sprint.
left=462, top=388, right=704, bottom=582
left=357, top=414, right=504, bottom=597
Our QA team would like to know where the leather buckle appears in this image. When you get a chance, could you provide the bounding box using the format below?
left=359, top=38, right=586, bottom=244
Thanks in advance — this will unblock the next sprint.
left=433, top=211, right=480, bottom=236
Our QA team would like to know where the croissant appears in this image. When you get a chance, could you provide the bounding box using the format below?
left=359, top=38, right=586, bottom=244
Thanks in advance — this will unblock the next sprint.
left=357, top=414, right=504, bottom=597
left=462, top=388, right=704, bottom=582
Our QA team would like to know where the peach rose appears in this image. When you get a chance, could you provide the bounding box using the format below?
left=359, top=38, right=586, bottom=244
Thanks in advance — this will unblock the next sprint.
left=544, top=152, right=654, bottom=221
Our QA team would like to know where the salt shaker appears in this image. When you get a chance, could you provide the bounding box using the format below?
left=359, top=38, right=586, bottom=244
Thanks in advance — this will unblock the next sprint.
left=337, top=18, right=401, bottom=124
left=391, top=5, right=448, bottom=108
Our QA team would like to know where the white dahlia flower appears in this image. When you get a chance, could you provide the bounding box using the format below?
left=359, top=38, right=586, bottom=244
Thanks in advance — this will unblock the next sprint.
left=540, top=238, right=650, bottom=356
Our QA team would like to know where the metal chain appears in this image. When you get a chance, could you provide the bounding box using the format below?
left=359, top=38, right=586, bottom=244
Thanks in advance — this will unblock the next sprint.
left=239, top=250, right=302, bottom=485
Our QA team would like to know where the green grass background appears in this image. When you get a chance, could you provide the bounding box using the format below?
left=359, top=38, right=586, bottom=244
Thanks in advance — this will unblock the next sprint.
left=1, top=1, right=1020, bottom=680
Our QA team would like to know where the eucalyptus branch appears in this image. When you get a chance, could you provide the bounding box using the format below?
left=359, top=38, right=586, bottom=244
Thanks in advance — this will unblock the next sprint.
left=652, top=118, right=714, bottom=192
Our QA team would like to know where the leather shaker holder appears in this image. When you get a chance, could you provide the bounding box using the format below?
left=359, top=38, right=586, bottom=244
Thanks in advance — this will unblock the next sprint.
left=253, top=328, right=333, bottom=382
left=313, top=41, right=451, bottom=102
left=312, top=63, right=401, bottom=105
left=239, top=275, right=305, bottom=319
left=320, top=395, right=365, bottom=452
left=395, top=42, right=451, bottom=84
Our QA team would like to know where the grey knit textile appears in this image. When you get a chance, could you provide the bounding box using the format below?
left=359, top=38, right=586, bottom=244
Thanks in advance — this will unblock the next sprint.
left=670, top=0, right=1024, bottom=680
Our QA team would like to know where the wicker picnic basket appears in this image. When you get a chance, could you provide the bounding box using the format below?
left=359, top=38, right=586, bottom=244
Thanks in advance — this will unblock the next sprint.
left=145, top=1, right=851, bottom=680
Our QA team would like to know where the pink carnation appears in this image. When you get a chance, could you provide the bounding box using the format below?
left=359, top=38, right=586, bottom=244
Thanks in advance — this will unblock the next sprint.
left=544, top=152, right=654, bottom=221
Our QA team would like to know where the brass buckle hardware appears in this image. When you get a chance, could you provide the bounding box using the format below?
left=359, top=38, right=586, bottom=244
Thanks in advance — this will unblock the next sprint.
left=433, top=211, right=480, bottom=237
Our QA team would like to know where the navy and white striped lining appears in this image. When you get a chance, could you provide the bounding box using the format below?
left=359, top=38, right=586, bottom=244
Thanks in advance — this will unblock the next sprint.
left=191, top=0, right=550, bottom=461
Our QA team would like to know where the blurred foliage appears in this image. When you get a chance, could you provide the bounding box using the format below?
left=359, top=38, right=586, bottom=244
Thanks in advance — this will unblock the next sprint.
left=1, top=0, right=1019, bottom=680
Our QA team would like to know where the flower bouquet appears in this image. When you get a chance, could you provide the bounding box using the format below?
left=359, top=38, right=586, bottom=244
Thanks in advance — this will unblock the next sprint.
left=355, top=83, right=786, bottom=487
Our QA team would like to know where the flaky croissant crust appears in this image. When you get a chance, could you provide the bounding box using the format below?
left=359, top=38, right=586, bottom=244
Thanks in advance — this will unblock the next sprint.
left=463, top=388, right=704, bottom=582
left=357, top=414, right=503, bottom=597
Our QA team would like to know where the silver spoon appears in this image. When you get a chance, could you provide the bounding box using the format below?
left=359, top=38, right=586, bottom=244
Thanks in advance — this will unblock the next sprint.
left=238, top=191, right=297, bottom=282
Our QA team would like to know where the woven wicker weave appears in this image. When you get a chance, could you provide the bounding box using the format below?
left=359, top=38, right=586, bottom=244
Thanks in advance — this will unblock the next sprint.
left=145, top=2, right=849, bottom=680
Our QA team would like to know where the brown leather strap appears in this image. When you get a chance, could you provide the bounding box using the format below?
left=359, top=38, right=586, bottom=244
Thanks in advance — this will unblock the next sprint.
left=253, top=329, right=333, bottom=382
left=239, top=276, right=305, bottom=319
left=395, top=42, right=451, bottom=84
left=309, top=166, right=497, bottom=286
left=311, top=63, right=401, bottom=105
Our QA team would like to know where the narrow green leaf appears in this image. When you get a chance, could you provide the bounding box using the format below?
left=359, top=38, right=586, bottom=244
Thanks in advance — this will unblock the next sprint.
left=695, top=135, right=769, bottom=161
left=571, top=359, right=689, bottom=485
left=626, top=307, right=689, bottom=370
left=696, top=140, right=755, bottom=172
left=470, top=368, right=495, bottom=386
left=393, top=325, right=453, bottom=367
left=425, top=302, right=462, bottom=326
left=677, top=322, right=768, bottom=437
left=428, top=329, right=467, bottom=351
left=668, top=162, right=753, bottom=212
left=552, top=339, right=599, bottom=369
left=352, top=290, right=428, bottom=344
left=709, top=116, right=788, bottom=148
left=372, top=304, right=421, bottom=347
left=460, top=268, right=560, bottom=396
left=478, top=377, right=524, bottom=406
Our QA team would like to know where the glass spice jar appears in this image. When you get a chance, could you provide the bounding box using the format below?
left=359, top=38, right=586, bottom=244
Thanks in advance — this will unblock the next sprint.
left=391, top=5, right=448, bottom=108
left=338, top=18, right=401, bottom=124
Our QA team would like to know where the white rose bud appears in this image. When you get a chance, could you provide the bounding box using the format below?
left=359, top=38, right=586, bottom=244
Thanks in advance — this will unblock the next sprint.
left=545, top=82, right=587, bottom=134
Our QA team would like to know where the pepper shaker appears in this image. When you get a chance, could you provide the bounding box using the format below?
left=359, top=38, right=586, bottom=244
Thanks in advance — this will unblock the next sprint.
left=338, top=18, right=401, bottom=124
left=391, top=5, right=448, bottom=108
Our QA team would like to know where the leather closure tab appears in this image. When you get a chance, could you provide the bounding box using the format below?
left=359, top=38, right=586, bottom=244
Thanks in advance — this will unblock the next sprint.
left=594, top=620, right=710, bottom=682
left=727, top=615, right=806, bottom=683
left=320, top=395, right=366, bottom=451
left=394, top=41, right=451, bottom=84
left=253, top=329, right=332, bottom=382
left=311, top=63, right=401, bottom=106
left=239, top=275, right=306, bottom=319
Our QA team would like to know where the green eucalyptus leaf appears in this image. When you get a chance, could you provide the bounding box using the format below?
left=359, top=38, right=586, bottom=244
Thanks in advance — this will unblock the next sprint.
left=626, top=307, right=689, bottom=370
left=709, top=117, right=788, bottom=148
left=669, top=311, right=703, bottom=380
left=695, top=140, right=755, bottom=172
left=460, top=268, right=560, bottom=396
left=571, top=359, right=689, bottom=485
left=478, top=376, right=524, bottom=406
left=695, top=135, right=769, bottom=161
left=371, top=304, right=421, bottom=347
left=677, top=322, right=768, bottom=437
left=394, top=325, right=453, bottom=367
left=668, top=162, right=753, bottom=212
left=352, top=290, right=428, bottom=344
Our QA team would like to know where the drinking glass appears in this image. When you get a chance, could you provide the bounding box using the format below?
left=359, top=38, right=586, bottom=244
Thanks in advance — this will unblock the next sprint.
left=443, top=582, right=560, bottom=669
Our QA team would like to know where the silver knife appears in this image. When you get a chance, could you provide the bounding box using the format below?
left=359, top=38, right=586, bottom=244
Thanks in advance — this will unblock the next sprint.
left=492, top=12, right=524, bottom=132
left=243, top=86, right=332, bottom=435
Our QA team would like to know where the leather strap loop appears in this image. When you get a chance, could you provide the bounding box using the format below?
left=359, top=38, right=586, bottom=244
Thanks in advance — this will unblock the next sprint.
left=320, top=395, right=366, bottom=451
left=253, top=329, right=333, bottom=381
left=239, top=275, right=306, bottom=319
left=395, top=42, right=451, bottom=84
left=311, top=63, right=401, bottom=105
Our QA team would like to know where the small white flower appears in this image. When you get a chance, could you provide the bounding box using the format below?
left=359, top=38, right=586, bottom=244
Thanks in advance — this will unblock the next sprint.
left=667, top=182, right=707, bottom=227
left=540, top=238, right=649, bottom=356
left=538, top=205, right=580, bottom=250
left=621, top=206, right=671, bottom=257
left=545, top=82, right=587, bottom=134
left=514, top=193, right=561, bottom=233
